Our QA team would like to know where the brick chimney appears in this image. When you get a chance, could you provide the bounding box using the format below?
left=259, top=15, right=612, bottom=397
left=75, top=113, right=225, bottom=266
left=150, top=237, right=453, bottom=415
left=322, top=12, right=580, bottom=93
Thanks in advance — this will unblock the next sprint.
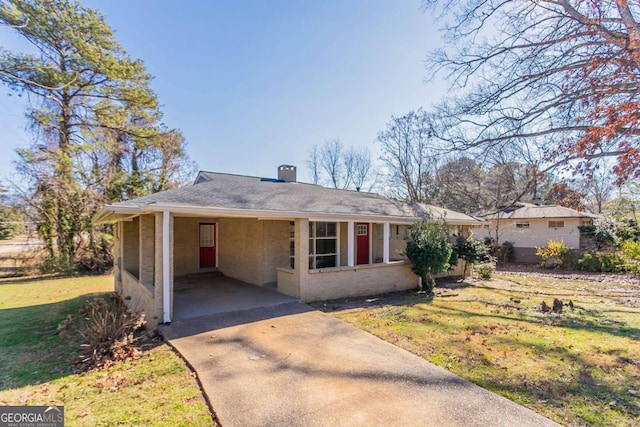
left=277, top=165, right=297, bottom=182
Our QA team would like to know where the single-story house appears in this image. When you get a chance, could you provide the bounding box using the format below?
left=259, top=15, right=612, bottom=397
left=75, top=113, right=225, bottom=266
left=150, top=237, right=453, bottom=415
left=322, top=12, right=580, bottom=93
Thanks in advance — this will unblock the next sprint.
left=95, top=165, right=481, bottom=328
left=473, top=202, right=598, bottom=263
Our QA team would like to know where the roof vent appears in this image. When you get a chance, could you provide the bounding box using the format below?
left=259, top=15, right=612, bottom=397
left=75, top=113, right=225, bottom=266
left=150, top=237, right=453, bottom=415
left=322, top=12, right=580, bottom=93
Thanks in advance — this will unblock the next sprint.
left=277, top=165, right=296, bottom=182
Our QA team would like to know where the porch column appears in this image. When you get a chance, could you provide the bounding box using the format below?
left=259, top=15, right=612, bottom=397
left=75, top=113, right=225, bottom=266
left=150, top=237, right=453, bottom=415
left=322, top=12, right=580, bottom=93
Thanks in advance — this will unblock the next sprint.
left=162, top=211, right=172, bottom=323
left=293, top=219, right=309, bottom=299
left=383, top=222, right=390, bottom=263
left=347, top=220, right=355, bottom=267
left=295, top=219, right=309, bottom=276
left=139, top=215, right=155, bottom=287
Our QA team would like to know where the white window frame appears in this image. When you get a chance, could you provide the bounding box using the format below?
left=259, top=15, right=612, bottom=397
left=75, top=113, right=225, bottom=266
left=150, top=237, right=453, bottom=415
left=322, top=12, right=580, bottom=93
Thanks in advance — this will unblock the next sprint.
left=309, top=221, right=339, bottom=269
left=516, top=222, right=530, bottom=229
left=548, top=220, right=565, bottom=229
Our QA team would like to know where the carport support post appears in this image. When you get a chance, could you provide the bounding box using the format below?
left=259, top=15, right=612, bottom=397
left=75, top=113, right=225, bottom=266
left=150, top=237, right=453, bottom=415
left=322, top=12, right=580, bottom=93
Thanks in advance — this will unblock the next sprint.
left=294, top=219, right=309, bottom=299
left=383, top=222, right=390, bottom=263
left=347, top=221, right=355, bottom=267
left=162, top=210, right=171, bottom=324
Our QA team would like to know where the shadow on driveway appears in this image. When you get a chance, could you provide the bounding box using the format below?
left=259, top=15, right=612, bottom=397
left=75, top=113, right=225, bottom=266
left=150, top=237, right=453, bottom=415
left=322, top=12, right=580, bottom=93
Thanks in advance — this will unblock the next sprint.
left=159, top=300, right=560, bottom=427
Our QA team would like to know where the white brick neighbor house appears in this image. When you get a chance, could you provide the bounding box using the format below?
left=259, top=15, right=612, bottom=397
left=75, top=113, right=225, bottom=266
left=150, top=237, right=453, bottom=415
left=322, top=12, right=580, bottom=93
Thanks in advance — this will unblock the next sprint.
left=473, top=202, right=598, bottom=263
left=96, top=165, right=481, bottom=328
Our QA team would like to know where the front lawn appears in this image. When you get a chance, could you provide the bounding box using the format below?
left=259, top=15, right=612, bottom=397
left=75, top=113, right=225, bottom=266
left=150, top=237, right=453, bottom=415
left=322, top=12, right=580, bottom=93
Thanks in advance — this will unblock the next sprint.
left=0, top=275, right=215, bottom=426
left=316, top=271, right=640, bottom=426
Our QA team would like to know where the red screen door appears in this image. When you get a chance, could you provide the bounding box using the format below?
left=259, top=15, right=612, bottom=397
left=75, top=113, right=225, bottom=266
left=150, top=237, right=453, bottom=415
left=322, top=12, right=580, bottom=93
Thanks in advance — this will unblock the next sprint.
left=199, top=223, right=216, bottom=268
left=356, top=223, right=369, bottom=265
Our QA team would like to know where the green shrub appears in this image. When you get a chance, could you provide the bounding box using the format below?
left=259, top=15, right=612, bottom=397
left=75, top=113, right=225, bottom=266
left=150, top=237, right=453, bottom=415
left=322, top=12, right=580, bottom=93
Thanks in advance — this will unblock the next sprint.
left=451, top=234, right=492, bottom=275
left=575, top=251, right=627, bottom=272
left=621, top=240, right=640, bottom=273
left=621, top=240, right=640, bottom=260
left=475, top=261, right=495, bottom=279
left=452, top=234, right=491, bottom=264
left=498, top=241, right=515, bottom=264
left=484, top=238, right=515, bottom=264
left=575, top=253, right=599, bottom=272
left=406, top=219, right=453, bottom=295
left=579, top=217, right=640, bottom=251
left=536, top=240, right=572, bottom=269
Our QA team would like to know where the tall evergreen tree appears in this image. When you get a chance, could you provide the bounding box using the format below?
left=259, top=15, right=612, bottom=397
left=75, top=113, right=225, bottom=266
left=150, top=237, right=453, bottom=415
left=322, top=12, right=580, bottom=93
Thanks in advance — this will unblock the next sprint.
left=0, top=0, right=193, bottom=269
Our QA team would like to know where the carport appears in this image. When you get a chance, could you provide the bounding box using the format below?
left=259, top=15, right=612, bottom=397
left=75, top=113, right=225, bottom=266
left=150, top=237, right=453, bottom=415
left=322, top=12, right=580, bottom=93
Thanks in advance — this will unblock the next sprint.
left=172, top=273, right=297, bottom=320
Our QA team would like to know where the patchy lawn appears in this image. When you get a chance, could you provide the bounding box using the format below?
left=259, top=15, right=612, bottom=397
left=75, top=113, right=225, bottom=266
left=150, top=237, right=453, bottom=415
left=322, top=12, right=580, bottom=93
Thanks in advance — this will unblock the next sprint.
left=315, top=271, right=640, bottom=427
left=0, top=275, right=215, bottom=426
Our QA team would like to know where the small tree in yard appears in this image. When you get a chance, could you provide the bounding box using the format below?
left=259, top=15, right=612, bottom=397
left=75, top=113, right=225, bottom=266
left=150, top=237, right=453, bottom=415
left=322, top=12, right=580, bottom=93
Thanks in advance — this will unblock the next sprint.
left=405, top=219, right=452, bottom=295
left=452, top=234, right=491, bottom=276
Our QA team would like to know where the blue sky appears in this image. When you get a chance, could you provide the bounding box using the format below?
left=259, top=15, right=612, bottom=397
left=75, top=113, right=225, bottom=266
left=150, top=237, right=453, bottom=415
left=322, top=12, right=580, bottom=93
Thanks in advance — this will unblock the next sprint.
left=0, top=0, right=445, bottom=182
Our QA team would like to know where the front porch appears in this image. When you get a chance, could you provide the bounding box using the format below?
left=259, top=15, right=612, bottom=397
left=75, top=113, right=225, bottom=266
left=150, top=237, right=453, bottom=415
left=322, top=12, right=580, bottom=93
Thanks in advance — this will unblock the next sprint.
left=112, top=213, right=466, bottom=329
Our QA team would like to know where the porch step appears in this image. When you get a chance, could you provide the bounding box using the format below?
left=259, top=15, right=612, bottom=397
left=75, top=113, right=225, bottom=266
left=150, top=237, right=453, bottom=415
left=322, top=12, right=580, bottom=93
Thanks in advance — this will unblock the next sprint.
left=183, top=270, right=223, bottom=280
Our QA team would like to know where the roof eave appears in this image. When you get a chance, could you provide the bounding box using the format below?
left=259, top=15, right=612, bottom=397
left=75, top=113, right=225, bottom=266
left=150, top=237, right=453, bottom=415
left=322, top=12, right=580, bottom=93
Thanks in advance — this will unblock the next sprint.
left=94, top=202, right=483, bottom=225
left=94, top=205, right=144, bottom=224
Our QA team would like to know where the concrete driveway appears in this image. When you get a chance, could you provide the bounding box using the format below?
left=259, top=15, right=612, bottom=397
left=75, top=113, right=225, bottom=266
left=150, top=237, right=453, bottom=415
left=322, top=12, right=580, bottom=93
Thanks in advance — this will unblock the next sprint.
left=160, top=301, right=560, bottom=427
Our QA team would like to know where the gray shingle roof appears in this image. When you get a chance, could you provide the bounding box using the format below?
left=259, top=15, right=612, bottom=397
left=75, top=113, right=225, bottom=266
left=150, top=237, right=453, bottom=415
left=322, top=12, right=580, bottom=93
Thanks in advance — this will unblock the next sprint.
left=103, top=171, right=480, bottom=223
left=479, top=202, right=597, bottom=220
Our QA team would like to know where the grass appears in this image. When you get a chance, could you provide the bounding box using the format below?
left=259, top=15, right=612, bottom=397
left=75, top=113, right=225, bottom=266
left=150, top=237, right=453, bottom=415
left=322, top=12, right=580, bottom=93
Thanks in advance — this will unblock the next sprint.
left=0, top=275, right=215, bottom=426
left=316, top=272, right=640, bottom=427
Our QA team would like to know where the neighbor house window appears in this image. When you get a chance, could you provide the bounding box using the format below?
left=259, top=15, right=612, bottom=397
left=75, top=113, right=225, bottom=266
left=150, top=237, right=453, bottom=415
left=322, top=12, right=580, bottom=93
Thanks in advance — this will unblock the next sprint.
left=549, top=221, right=565, bottom=228
left=309, top=221, right=338, bottom=269
left=516, top=222, right=530, bottom=229
left=289, top=221, right=295, bottom=268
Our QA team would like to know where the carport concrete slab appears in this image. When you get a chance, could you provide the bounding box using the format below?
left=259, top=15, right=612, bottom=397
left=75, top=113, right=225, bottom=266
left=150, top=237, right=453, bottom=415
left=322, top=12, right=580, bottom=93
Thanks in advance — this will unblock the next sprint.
left=160, top=302, right=560, bottom=427
left=173, top=275, right=297, bottom=320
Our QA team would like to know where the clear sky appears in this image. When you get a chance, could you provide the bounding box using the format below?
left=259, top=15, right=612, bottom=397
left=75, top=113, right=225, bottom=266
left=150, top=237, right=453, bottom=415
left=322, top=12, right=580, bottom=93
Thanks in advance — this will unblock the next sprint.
left=0, top=0, right=445, bottom=183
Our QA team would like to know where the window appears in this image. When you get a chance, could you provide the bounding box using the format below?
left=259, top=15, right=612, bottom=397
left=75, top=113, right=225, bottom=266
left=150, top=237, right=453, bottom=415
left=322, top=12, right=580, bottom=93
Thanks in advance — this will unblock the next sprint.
left=357, top=224, right=367, bottom=235
left=516, top=222, right=530, bottom=229
left=289, top=221, right=295, bottom=268
left=395, top=225, right=407, bottom=238
left=549, top=220, right=565, bottom=228
left=580, top=220, right=592, bottom=227
left=309, top=221, right=338, bottom=269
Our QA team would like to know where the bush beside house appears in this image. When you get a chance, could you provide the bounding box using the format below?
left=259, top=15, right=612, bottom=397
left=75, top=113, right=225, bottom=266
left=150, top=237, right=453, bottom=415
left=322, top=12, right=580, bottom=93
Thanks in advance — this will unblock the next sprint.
left=405, top=220, right=453, bottom=295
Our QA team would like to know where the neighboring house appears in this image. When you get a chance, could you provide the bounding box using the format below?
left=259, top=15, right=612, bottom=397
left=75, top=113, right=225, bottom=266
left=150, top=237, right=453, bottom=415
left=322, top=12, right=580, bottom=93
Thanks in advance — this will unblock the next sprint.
left=96, top=165, right=481, bottom=328
left=473, top=202, right=598, bottom=263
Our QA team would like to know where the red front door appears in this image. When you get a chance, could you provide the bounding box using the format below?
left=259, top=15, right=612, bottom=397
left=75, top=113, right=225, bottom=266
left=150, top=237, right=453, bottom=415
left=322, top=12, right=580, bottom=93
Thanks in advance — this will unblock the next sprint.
left=199, top=223, right=216, bottom=268
left=356, top=223, right=369, bottom=265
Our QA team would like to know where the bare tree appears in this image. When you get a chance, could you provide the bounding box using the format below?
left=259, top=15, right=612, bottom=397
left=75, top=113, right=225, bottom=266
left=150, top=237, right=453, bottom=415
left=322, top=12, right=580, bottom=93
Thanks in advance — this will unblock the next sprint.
left=575, top=161, right=616, bottom=213
left=378, top=109, right=443, bottom=202
left=424, top=0, right=640, bottom=185
left=307, top=139, right=377, bottom=191
left=349, top=146, right=376, bottom=192
left=306, top=144, right=321, bottom=185
left=320, top=138, right=345, bottom=189
left=432, top=157, right=485, bottom=213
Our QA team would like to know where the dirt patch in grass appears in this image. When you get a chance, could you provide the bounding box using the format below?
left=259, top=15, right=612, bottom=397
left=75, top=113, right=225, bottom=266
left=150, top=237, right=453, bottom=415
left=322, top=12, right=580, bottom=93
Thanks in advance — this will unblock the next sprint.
left=0, top=275, right=216, bottom=426
left=498, top=264, right=640, bottom=286
left=314, top=272, right=640, bottom=427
